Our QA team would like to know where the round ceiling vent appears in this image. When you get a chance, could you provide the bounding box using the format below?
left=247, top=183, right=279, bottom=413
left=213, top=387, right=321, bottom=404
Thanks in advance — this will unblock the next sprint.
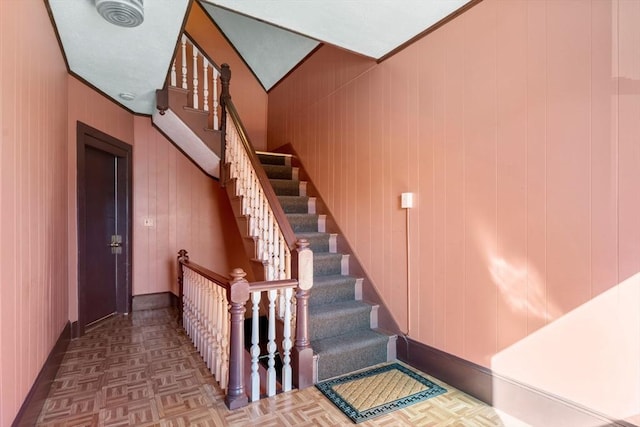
left=95, top=0, right=144, bottom=28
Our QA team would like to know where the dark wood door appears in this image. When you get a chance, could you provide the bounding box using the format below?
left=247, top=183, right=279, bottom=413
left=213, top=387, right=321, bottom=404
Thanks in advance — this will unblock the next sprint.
left=77, top=122, right=132, bottom=336
left=84, top=144, right=118, bottom=324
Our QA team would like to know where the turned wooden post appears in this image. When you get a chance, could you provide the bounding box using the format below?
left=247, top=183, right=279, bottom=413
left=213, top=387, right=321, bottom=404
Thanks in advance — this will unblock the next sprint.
left=219, top=63, right=231, bottom=186
left=177, top=249, right=189, bottom=324
left=225, top=268, right=250, bottom=410
left=291, top=239, right=314, bottom=388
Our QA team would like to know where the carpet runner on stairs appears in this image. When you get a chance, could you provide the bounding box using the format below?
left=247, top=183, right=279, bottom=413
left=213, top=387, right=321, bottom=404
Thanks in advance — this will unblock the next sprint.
left=257, top=152, right=391, bottom=381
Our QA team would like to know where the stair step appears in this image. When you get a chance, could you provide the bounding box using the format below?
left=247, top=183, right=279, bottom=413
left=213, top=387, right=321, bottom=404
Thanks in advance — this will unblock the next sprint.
left=310, top=275, right=357, bottom=306
left=270, top=179, right=305, bottom=196
left=313, top=252, right=346, bottom=276
left=263, top=164, right=298, bottom=180
left=286, top=214, right=318, bottom=233
left=277, top=196, right=315, bottom=214
left=257, top=151, right=291, bottom=166
left=313, top=329, right=389, bottom=381
left=309, top=301, right=372, bottom=341
left=257, top=150, right=395, bottom=384
left=296, top=232, right=332, bottom=253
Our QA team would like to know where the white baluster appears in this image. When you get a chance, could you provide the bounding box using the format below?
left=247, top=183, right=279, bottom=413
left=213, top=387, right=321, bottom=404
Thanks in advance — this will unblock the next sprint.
left=220, top=297, right=230, bottom=390
left=206, top=281, right=215, bottom=369
left=203, top=60, right=209, bottom=112
left=266, top=289, right=277, bottom=396
left=282, top=287, right=293, bottom=392
left=170, top=58, right=177, bottom=87
left=210, top=284, right=219, bottom=375
left=192, top=44, right=199, bottom=109
left=213, top=68, right=219, bottom=129
left=215, top=285, right=224, bottom=380
left=181, top=35, right=188, bottom=90
left=250, top=291, right=261, bottom=401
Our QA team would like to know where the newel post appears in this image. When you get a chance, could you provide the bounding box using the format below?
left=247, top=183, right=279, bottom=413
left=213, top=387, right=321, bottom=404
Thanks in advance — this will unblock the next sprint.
left=177, top=249, right=189, bottom=324
left=292, top=239, right=314, bottom=388
left=225, top=268, right=250, bottom=410
left=219, top=63, right=231, bottom=186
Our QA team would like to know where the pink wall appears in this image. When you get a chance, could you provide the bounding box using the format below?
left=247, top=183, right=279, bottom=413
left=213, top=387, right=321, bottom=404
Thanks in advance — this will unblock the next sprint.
left=268, top=0, right=640, bottom=421
left=68, top=79, right=248, bottom=319
left=187, top=2, right=268, bottom=150
left=132, top=116, right=250, bottom=296
left=0, top=1, right=69, bottom=425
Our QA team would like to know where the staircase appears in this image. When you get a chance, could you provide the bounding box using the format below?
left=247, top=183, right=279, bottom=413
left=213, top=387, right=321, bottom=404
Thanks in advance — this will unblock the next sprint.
left=156, top=33, right=397, bottom=393
left=257, top=151, right=395, bottom=381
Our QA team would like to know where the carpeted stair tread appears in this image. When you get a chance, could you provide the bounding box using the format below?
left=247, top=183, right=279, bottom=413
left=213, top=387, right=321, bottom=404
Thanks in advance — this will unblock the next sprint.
left=310, top=275, right=357, bottom=306
left=313, top=252, right=344, bottom=276
left=286, top=214, right=318, bottom=232
left=277, top=196, right=310, bottom=213
left=309, top=301, right=372, bottom=341
left=263, top=164, right=293, bottom=180
left=257, top=153, right=287, bottom=165
left=257, top=150, right=393, bottom=383
left=296, top=232, right=330, bottom=253
left=270, top=179, right=300, bottom=196
left=313, top=329, right=389, bottom=380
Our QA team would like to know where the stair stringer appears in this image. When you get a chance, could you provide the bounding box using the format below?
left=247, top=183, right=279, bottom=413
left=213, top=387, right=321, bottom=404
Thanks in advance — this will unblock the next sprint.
left=272, top=144, right=404, bottom=342
left=153, top=86, right=222, bottom=178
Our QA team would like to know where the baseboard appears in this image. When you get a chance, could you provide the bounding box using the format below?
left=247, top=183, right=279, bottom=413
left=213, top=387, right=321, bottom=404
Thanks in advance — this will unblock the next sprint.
left=131, top=291, right=179, bottom=311
left=12, top=321, right=71, bottom=427
left=398, top=337, right=636, bottom=427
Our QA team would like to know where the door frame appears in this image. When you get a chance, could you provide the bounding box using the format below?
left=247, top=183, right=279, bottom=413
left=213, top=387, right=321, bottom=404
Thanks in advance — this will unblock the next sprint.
left=77, top=121, right=133, bottom=336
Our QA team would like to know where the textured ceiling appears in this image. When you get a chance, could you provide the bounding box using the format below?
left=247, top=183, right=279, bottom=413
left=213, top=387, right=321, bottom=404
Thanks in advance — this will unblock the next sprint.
left=203, top=0, right=472, bottom=59
left=200, top=4, right=319, bottom=90
left=47, top=0, right=472, bottom=113
left=48, top=0, right=189, bottom=114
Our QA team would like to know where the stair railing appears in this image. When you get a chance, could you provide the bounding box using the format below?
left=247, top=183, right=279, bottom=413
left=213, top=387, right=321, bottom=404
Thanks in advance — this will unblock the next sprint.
left=166, top=35, right=315, bottom=408
left=219, top=65, right=315, bottom=390
left=178, top=250, right=307, bottom=408
left=167, top=33, right=221, bottom=130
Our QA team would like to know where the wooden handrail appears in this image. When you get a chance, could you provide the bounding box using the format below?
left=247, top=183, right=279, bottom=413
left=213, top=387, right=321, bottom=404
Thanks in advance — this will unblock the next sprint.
left=179, top=257, right=230, bottom=289
left=219, top=65, right=297, bottom=251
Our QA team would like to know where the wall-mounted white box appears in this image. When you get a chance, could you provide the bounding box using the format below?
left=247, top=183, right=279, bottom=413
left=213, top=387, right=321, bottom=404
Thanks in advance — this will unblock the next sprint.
left=401, top=192, right=414, bottom=209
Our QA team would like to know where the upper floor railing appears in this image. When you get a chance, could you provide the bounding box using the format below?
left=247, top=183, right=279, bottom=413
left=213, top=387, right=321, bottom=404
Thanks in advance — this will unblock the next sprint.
left=170, top=33, right=222, bottom=131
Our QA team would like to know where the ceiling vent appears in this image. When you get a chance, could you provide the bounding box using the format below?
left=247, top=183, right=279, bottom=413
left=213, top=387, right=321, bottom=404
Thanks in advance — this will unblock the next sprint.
left=95, top=0, right=144, bottom=28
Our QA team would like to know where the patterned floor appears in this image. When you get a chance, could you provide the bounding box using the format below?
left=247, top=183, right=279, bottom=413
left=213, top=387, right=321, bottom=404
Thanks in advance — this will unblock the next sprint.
left=37, top=308, right=528, bottom=426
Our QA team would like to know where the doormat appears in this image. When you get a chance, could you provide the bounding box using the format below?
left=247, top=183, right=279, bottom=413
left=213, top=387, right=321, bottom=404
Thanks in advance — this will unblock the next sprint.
left=316, top=363, right=447, bottom=423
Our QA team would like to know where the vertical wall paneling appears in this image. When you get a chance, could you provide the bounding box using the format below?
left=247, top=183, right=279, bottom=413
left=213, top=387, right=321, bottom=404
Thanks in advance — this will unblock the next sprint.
left=0, top=2, right=69, bottom=425
left=267, top=0, right=640, bottom=420
left=67, top=79, right=249, bottom=314
left=495, top=0, right=529, bottom=353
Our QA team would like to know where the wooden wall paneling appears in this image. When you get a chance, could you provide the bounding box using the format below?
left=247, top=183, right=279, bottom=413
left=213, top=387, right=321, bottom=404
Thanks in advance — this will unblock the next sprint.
left=354, top=74, right=372, bottom=269
left=442, top=15, right=466, bottom=360
left=1, top=1, right=69, bottom=424
left=267, top=0, right=640, bottom=421
left=495, top=0, right=529, bottom=352
left=462, top=0, right=498, bottom=367
left=429, top=30, right=448, bottom=351
left=545, top=0, right=592, bottom=317
left=617, top=0, right=640, bottom=282
left=367, top=64, right=385, bottom=295
left=590, top=0, right=619, bottom=298
left=524, top=0, right=549, bottom=335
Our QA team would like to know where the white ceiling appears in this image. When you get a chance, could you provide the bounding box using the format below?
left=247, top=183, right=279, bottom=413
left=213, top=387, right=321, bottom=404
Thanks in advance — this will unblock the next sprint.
left=47, top=0, right=472, bottom=113
left=48, top=0, right=189, bottom=114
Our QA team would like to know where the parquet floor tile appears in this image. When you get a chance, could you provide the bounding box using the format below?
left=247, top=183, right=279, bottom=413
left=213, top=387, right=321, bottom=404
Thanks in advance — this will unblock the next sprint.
left=37, top=308, right=528, bottom=426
